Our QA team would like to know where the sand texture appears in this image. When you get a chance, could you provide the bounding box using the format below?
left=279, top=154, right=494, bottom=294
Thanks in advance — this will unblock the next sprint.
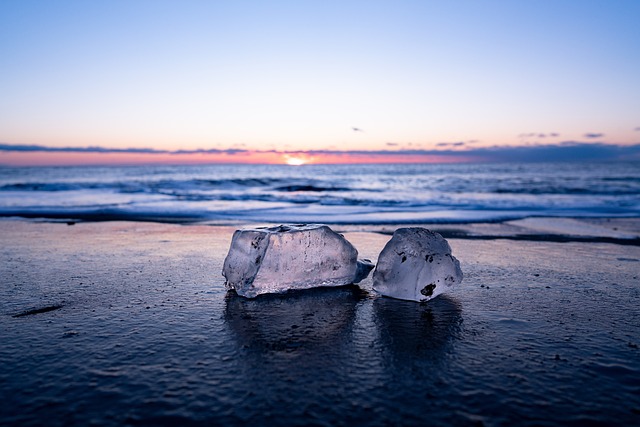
left=1, top=219, right=639, bottom=426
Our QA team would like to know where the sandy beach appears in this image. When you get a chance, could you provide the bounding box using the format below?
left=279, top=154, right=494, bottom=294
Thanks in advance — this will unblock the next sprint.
left=1, top=218, right=639, bottom=426
left=3, top=0, right=640, bottom=424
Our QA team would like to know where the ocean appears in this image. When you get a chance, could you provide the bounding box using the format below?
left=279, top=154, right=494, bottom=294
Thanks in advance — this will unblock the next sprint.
left=0, top=161, right=638, bottom=224
left=2, top=163, right=640, bottom=426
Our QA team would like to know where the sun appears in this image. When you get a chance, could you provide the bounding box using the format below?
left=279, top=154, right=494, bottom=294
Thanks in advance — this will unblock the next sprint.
left=284, top=155, right=308, bottom=166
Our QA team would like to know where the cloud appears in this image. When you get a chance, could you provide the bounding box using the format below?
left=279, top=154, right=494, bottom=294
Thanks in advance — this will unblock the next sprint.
left=471, top=142, right=638, bottom=162
left=0, top=143, right=170, bottom=154
left=385, top=142, right=398, bottom=147
left=435, top=141, right=465, bottom=147
left=2, top=142, right=639, bottom=163
left=0, top=143, right=248, bottom=155
left=584, top=133, right=604, bottom=138
left=299, top=142, right=640, bottom=162
left=172, top=148, right=248, bottom=155
left=518, top=132, right=560, bottom=138
left=635, top=127, right=640, bottom=132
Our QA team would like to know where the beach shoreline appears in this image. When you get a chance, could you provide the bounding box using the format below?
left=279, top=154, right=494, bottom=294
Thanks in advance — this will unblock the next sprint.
left=1, top=218, right=639, bottom=425
left=4, top=214, right=639, bottom=244
left=2, top=162, right=639, bottom=228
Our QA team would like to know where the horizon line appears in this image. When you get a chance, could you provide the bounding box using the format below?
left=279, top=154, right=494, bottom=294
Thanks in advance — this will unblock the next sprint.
left=1, top=141, right=639, bottom=166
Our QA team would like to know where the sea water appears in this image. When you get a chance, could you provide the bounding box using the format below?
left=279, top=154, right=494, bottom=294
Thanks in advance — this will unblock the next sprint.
left=0, top=162, right=638, bottom=223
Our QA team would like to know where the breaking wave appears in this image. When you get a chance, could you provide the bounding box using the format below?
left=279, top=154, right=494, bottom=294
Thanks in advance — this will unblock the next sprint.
left=0, top=162, right=638, bottom=224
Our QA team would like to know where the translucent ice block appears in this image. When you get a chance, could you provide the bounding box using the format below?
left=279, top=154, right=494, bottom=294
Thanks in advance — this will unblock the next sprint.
left=373, top=227, right=463, bottom=302
left=222, top=224, right=374, bottom=298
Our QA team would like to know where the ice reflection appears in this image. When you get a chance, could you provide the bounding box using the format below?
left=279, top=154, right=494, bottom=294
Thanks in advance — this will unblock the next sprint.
left=372, top=295, right=463, bottom=362
left=222, top=289, right=463, bottom=424
left=224, top=285, right=365, bottom=357
left=224, top=287, right=462, bottom=370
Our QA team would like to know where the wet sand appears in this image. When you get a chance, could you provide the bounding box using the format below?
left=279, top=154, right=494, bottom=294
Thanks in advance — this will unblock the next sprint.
left=1, top=219, right=639, bottom=426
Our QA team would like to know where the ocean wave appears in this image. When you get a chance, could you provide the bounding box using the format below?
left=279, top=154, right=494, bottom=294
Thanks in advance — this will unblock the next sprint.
left=490, top=187, right=640, bottom=196
left=0, top=178, right=287, bottom=192
left=4, top=181, right=635, bottom=199
left=1, top=203, right=636, bottom=225
left=1, top=162, right=638, bottom=223
left=274, top=185, right=353, bottom=192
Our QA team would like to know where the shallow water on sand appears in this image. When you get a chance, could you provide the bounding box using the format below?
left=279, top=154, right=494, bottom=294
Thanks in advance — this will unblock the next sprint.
left=1, top=222, right=639, bottom=426
left=1, top=162, right=639, bottom=224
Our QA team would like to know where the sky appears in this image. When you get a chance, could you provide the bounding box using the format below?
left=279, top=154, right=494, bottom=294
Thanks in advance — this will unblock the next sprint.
left=0, top=0, right=639, bottom=165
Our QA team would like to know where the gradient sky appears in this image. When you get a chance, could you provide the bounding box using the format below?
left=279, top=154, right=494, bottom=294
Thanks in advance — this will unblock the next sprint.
left=1, top=0, right=639, bottom=164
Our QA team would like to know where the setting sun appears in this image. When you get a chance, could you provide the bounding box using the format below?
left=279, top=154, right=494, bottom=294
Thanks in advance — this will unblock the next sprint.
left=284, top=155, right=308, bottom=166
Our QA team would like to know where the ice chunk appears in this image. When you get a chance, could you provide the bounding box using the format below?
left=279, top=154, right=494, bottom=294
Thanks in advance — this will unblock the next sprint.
left=373, top=228, right=463, bottom=302
left=222, top=224, right=374, bottom=298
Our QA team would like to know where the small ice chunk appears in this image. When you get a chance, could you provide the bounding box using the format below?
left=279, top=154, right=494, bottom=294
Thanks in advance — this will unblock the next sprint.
left=373, top=227, right=463, bottom=302
left=222, top=224, right=374, bottom=298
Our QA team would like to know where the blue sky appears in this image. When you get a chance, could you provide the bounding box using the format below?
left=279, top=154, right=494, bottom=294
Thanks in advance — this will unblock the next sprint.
left=0, top=0, right=639, bottom=163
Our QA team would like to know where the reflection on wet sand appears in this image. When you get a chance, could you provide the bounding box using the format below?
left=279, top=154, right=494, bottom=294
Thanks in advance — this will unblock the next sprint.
left=222, top=287, right=464, bottom=425
left=372, top=295, right=463, bottom=363
left=224, top=285, right=366, bottom=357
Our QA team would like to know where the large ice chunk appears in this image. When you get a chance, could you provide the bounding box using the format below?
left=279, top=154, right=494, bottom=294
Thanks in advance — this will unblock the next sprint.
left=222, top=224, right=374, bottom=298
left=373, top=227, right=463, bottom=302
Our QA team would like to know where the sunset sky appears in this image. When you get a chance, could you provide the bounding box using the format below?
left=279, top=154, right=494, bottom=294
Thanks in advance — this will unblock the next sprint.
left=1, top=0, right=639, bottom=165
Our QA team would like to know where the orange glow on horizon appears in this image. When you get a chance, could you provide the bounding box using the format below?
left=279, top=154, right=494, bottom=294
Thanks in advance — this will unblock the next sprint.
left=283, top=154, right=313, bottom=166
left=0, top=150, right=479, bottom=167
left=0, top=151, right=285, bottom=166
